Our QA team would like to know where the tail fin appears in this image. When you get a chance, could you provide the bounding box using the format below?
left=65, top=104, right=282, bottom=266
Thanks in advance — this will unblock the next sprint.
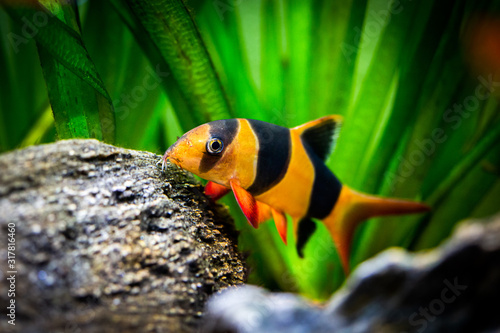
left=323, top=186, right=430, bottom=275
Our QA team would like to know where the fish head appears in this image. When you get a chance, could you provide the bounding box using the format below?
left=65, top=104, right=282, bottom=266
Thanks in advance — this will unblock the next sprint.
left=163, top=119, right=241, bottom=186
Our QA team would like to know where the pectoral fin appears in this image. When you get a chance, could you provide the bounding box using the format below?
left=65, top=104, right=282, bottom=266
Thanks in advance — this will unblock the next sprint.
left=205, top=181, right=230, bottom=201
left=271, top=209, right=288, bottom=245
left=230, top=179, right=259, bottom=228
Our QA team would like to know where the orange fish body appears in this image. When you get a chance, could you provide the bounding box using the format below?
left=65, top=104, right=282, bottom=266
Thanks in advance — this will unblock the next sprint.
left=163, top=116, right=429, bottom=273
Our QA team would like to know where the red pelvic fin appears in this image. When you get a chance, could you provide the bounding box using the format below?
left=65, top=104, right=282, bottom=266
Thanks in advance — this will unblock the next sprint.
left=323, top=186, right=430, bottom=275
left=205, top=181, right=230, bottom=201
left=271, top=208, right=288, bottom=245
left=230, top=179, right=260, bottom=229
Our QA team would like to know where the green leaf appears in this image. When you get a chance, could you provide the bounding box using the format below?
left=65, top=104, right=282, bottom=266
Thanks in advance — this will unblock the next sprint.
left=413, top=144, right=500, bottom=250
left=426, top=117, right=500, bottom=213
left=0, top=8, right=49, bottom=151
left=6, top=4, right=111, bottom=101
left=355, top=0, right=463, bottom=194
left=283, top=0, right=313, bottom=125
left=194, top=1, right=264, bottom=120
left=331, top=0, right=419, bottom=187
left=308, top=0, right=368, bottom=120
left=4, top=1, right=115, bottom=142
left=122, top=0, right=234, bottom=124
left=106, top=0, right=194, bottom=133
left=260, top=0, right=285, bottom=121
left=82, top=0, right=173, bottom=150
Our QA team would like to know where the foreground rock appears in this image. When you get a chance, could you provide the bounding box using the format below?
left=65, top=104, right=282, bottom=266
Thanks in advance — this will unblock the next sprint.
left=203, top=214, right=500, bottom=333
left=0, top=139, right=245, bottom=333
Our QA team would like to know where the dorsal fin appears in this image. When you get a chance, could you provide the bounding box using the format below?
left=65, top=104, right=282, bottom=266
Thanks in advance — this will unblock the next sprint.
left=293, top=115, right=342, bottom=161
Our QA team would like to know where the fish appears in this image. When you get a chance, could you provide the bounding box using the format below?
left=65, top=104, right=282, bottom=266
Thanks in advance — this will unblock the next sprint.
left=163, top=116, right=430, bottom=274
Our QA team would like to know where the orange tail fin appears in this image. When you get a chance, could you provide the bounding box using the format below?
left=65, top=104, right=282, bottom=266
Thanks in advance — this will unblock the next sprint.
left=323, top=186, right=430, bottom=275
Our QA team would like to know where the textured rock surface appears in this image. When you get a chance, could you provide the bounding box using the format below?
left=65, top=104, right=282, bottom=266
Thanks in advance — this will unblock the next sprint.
left=203, top=214, right=500, bottom=333
left=0, top=139, right=245, bottom=333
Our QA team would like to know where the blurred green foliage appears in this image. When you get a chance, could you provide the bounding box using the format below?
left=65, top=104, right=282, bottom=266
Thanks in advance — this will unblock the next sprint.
left=1, top=0, right=499, bottom=299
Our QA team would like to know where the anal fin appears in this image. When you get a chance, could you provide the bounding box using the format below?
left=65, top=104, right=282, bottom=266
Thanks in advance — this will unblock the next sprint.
left=296, top=218, right=317, bottom=258
left=257, top=201, right=272, bottom=224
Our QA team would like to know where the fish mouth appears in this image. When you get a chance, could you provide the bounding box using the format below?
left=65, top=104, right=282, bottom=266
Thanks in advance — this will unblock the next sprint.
left=163, top=150, right=182, bottom=165
left=161, top=147, right=183, bottom=172
left=167, top=155, right=182, bottom=165
left=163, top=138, right=192, bottom=166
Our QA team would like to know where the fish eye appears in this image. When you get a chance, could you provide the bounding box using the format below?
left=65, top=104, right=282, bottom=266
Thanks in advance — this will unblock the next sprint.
left=206, top=137, right=224, bottom=155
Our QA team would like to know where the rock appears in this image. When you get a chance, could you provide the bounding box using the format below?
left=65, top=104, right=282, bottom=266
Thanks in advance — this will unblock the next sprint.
left=202, top=214, right=500, bottom=333
left=0, top=139, right=245, bottom=333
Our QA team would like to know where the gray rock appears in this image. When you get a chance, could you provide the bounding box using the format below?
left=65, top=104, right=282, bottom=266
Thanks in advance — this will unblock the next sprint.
left=202, top=214, right=500, bottom=333
left=0, top=139, right=245, bottom=333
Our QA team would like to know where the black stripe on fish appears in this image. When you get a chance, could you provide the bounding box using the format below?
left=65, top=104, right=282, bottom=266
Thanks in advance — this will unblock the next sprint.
left=199, top=119, right=239, bottom=173
left=303, top=141, right=342, bottom=219
left=246, top=119, right=291, bottom=196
